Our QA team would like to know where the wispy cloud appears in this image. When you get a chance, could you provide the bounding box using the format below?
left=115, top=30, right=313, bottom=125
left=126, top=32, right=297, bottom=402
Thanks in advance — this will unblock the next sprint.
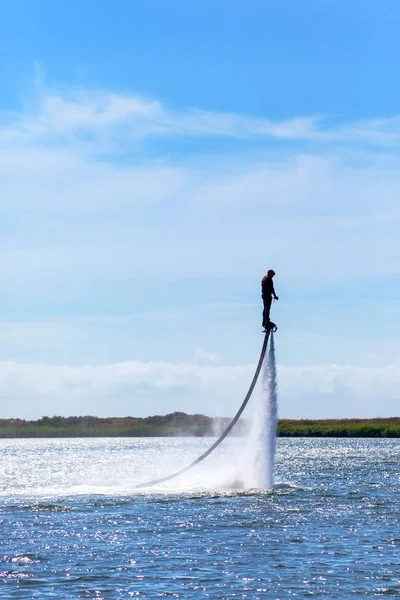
left=3, top=84, right=400, bottom=149
left=0, top=89, right=318, bottom=146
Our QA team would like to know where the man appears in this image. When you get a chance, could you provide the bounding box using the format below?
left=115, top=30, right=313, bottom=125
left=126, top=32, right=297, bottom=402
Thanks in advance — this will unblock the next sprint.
left=261, top=269, right=279, bottom=330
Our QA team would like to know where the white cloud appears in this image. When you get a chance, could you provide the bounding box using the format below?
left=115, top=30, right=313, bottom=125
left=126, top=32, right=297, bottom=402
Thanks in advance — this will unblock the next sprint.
left=279, top=363, right=400, bottom=418
left=193, top=348, right=220, bottom=365
left=0, top=358, right=399, bottom=420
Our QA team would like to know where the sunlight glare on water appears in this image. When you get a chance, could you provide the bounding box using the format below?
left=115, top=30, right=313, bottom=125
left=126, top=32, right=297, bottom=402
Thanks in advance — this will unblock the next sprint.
left=0, top=437, right=400, bottom=598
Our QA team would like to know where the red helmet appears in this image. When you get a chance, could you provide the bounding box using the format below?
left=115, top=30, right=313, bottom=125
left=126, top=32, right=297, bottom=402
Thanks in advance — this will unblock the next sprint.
left=267, top=269, right=276, bottom=277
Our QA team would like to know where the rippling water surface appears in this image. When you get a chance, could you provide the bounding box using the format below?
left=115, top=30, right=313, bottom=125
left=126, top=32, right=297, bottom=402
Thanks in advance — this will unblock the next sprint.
left=1, top=437, right=399, bottom=598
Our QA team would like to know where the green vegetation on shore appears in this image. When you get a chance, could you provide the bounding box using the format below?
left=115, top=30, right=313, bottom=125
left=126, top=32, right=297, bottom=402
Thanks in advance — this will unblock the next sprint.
left=0, top=413, right=400, bottom=438
left=278, top=418, right=400, bottom=438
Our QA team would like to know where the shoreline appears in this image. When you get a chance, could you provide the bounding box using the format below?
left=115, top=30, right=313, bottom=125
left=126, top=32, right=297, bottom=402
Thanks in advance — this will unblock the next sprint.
left=0, top=413, right=399, bottom=438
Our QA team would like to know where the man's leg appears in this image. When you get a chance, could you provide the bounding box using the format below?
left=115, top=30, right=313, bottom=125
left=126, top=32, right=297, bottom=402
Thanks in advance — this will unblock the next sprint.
left=262, top=297, right=272, bottom=328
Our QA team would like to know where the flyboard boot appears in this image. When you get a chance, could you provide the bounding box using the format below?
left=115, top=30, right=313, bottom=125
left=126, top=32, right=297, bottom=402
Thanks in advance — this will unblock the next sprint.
left=263, top=320, right=277, bottom=333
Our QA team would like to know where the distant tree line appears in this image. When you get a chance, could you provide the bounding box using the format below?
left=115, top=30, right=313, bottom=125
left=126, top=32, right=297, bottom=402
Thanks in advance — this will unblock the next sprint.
left=0, top=412, right=237, bottom=438
left=0, top=413, right=399, bottom=438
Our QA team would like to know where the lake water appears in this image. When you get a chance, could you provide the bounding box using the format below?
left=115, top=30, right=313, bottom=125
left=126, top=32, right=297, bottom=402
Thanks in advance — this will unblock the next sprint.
left=0, top=437, right=399, bottom=598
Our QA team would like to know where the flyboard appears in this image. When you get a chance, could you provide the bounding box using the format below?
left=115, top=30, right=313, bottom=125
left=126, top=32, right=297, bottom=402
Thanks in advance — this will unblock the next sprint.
left=133, top=325, right=276, bottom=489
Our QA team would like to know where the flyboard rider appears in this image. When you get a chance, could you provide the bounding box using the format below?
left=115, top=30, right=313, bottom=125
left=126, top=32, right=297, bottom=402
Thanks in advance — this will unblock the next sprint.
left=261, top=269, right=278, bottom=332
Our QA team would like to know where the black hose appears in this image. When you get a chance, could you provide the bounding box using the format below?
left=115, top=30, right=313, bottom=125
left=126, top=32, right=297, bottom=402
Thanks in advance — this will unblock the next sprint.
left=133, top=331, right=270, bottom=488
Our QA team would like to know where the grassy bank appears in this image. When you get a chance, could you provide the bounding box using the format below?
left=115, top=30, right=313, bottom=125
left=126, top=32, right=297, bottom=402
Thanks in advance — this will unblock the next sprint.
left=0, top=414, right=399, bottom=438
left=278, top=418, right=400, bottom=438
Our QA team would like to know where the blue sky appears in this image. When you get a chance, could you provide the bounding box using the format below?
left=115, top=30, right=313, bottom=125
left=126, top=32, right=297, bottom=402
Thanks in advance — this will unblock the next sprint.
left=1, top=0, right=400, bottom=419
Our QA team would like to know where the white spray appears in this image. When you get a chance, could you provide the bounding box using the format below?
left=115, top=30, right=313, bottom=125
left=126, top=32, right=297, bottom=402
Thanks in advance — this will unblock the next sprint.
left=241, top=333, right=278, bottom=489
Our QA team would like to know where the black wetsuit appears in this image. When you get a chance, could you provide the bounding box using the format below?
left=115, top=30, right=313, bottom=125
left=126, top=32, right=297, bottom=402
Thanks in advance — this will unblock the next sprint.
left=261, top=276, right=276, bottom=328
